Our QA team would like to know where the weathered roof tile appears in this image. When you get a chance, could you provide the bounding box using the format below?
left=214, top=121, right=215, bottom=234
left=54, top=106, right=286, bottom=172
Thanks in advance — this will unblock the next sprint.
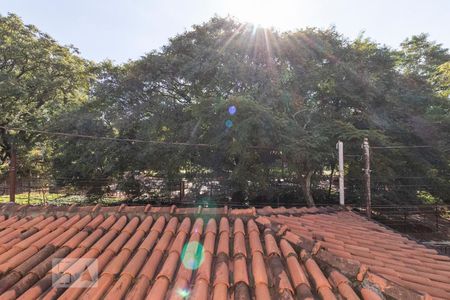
left=0, top=205, right=448, bottom=299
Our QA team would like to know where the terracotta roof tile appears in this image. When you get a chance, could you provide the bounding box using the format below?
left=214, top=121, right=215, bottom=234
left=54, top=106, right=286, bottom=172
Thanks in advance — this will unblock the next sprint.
left=219, top=217, right=230, bottom=233
left=150, top=215, right=166, bottom=233
left=251, top=251, right=268, bottom=285
left=170, top=221, right=209, bottom=299
left=0, top=205, right=448, bottom=299
left=196, top=250, right=213, bottom=282
left=213, top=253, right=229, bottom=287
left=249, top=230, right=263, bottom=255
left=267, top=254, right=294, bottom=296
left=0, top=215, right=40, bottom=236
left=233, top=255, right=249, bottom=285
left=122, top=227, right=147, bottom=252
left=263, top=229, right=281, bottom=256
left=0, top=216, right=19, bottom=229
left=360, top=287, right=384, bottom=300
left=145, top=276, right=170, bottom=300
left=104, top=274, right=133, bottom=300
left=5, top=215, right=111, bottom=300
left=149, top=226, right=189, bottom=298
left=76, top=229, right=104, bottom=249
left=205, top=217, right=217, bottom=233
left=60, top=222, right=137, bottom=299
left=122, top=218, right=179, bottom=299
left=203, top=230, right=216, bottom=255
left=5, top=213, right=103, bottom=298
left=285, top=255, right=311, bottom=289
left=10, top=217, right=66, bottom=250
left=217, top=231, right=229, bottom=256
left=139, top=249, right=165, bottom=279
left=121, top=249, right=148, bottom=278
left=233, top=218, right=245, bottom=234
left=329, top=269, right=360, bottom=300
left=212, top=282, right=227, bottom=300
left=304, top=256, right=332, bottom=290
left=190, top=277, right=208, bottom=300
left=233, top=232, right=247, bottom=258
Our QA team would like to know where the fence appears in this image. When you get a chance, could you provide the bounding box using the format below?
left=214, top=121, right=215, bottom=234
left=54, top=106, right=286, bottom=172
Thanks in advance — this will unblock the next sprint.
left=0, top=173, right=342, bottom=208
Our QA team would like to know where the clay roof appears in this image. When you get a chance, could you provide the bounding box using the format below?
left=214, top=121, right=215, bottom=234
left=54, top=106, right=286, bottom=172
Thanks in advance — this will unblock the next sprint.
left=0, top=203, right=448, bottom=300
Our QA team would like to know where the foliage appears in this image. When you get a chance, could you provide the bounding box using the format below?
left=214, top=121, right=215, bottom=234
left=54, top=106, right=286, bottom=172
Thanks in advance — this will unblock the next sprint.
left=0, top=13, right=94, bottom=176
left=0, top=192, right=64, bottom=204
left=1, top=15, right=449, bottom=206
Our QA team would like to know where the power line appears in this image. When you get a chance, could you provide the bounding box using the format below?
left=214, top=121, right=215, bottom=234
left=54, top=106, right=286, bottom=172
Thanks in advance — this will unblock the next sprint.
left=3, top=126, right=440, bottom=153
left=1, top=126, right=278, bottom=151
left=371, top=145, right=433, bottom=149
left=1, top=126, right=215, bottom=148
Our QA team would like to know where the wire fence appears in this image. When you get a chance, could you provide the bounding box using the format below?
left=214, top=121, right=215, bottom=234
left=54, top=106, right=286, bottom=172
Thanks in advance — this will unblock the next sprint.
left=340, top=142, right=450, bottom=240
left=1, top=126, right=449, bottom=235
left=0, top=173, right=342, bottom=208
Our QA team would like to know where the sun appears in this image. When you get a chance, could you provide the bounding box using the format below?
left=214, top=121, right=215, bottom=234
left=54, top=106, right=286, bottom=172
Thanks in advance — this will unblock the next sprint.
left=226, top=0, right=294, bottom=28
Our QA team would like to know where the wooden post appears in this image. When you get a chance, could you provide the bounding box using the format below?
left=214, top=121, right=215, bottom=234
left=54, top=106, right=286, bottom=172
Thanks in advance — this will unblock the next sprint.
left=435, top=204, right=439, bottom=232
left=179, top=180, right=185, bottom=202
left=362, top=138, right=371, bottom=218
left=403, top=211, right=407, bottom=231
left=28, top=170, right=32, bottom=205
left=9, top=142, right=17, bottom=203
left=337, top=140, right=345, bottom=206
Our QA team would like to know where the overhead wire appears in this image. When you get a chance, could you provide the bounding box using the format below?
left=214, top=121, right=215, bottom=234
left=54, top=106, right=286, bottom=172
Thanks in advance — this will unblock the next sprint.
left=371, top=145, right=433, bottom=149
left=1, top=126, right=215, bottom=148
left=3, top=126, right=440, bottom=152
left=0, top=126, right=278, bottom=151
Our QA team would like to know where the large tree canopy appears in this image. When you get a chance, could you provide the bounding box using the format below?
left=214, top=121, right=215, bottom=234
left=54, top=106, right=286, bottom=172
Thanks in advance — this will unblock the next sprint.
left=1, top=16, right=449, bottom=206
left=0, top=13, right=93, bottom=177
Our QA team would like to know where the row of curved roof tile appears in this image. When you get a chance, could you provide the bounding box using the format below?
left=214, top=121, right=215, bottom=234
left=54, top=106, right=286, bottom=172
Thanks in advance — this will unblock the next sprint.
left=0, top=203, right=338, bottom=217
left=0, top=203, right=448, bottom=299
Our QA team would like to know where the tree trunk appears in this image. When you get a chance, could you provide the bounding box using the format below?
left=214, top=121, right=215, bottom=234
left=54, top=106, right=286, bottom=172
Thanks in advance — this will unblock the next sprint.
left=300, top=171, right=315, bottom=207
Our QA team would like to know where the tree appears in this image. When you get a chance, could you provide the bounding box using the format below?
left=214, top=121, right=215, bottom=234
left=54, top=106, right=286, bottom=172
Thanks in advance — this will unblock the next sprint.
left=432, top=61, right=450, bottom=98
left=0, top=13, right=93, bottom=176
left=397, top=34, right=450, bottom=80
left=44, top=17, right=449, bottom=206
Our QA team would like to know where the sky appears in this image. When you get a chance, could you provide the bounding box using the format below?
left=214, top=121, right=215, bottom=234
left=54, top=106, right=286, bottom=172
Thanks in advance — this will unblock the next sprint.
left=1, top=0, right=449, bottom=63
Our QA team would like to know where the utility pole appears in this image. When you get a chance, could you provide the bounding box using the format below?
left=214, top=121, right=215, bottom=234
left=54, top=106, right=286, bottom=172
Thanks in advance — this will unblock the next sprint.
left=337, top=140, right=345, bottom=206
left=362, top=138, right=371, bottom=219
left=9, top=141, right=17, bottom=203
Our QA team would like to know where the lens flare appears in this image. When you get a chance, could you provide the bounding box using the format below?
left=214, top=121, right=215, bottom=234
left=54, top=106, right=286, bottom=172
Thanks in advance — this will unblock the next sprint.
left=228, top=105, right=237, bottom=115
left=225, top=119, right=233, bottom=128
left=181, top=241, right=205, bottom=270
left=176, top=288, right=190, bottom=298
left=199, top=196, right=217, bottom=208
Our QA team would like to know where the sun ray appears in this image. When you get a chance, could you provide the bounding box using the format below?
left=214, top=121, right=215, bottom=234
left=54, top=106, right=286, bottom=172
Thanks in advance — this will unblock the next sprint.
left=219, top=23, right=247, bottom=53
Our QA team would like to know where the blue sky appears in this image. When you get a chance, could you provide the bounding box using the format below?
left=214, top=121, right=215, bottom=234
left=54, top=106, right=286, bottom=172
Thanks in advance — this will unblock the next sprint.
left=1, top=0, right=449, bottom=63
